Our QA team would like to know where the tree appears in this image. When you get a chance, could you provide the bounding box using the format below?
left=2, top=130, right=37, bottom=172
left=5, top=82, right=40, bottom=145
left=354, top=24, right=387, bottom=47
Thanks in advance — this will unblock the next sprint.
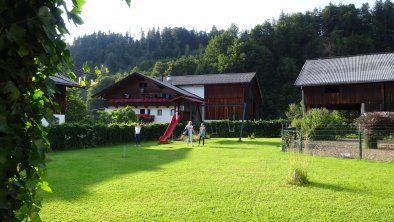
left=97, top=106, right=137, bottom=124
left=0, top=0, right=130, bottom=220
left=65, top=89, right=91, bottom=123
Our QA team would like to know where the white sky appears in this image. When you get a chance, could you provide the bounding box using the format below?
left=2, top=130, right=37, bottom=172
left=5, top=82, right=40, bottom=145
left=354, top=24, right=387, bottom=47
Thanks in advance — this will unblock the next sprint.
left=65, top=0, right=376, bottom=43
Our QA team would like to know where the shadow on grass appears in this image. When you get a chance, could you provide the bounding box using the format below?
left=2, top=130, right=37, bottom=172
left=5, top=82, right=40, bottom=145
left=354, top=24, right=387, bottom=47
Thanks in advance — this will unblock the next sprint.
left=215, top=139, right=281, bottom=147
left=308, top=181, right=362, bottom=194
left=45, top=145, right=191, bottom=201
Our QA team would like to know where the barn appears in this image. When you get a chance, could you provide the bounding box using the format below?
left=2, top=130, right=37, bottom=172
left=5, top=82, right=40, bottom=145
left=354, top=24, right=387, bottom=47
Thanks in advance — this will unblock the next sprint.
left=93, top=72, right=263, bottom=123
left=295, top=53, right=394, bottom=114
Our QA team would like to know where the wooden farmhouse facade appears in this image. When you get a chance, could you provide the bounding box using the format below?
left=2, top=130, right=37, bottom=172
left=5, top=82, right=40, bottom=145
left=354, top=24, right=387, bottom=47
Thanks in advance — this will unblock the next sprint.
left=93, top=72, right=263, bottom=123
left=295, top=53, right=394, bottom=114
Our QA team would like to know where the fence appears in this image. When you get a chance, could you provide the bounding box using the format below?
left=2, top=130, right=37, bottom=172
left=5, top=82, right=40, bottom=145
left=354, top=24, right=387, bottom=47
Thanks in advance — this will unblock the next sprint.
left=282, top=126, right=394, bottom=162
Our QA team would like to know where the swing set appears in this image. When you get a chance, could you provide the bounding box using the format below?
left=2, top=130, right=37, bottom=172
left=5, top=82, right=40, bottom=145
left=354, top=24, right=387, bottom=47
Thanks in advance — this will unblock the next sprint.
left=206, top=104, right=243, bottom=135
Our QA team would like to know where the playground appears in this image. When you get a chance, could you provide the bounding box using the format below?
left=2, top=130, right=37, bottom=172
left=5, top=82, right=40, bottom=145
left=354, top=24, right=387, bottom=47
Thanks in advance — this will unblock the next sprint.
left=40, top=138, right=394, bottom=221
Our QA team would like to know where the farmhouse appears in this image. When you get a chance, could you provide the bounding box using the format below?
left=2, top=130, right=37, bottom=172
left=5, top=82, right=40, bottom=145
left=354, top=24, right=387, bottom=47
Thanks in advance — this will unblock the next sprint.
left=93, top=72, right=263, bottom=123
left=295, top=52, right=394, bottom=114
left=42, top=74, right=81, bottom=126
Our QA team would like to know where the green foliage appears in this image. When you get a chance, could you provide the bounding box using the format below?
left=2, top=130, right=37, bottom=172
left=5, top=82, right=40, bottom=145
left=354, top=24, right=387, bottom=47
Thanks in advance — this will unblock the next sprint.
left=97, top=106, right=137, bottom=124
left=0, top=0, right=131, bottom=220
left=355, top=112, right=394, bottom=149
left=65, top=89, right=91, bottom=123
left=301, top=108, right=346, bottom=139
left=0, top=0, right=87, bottom=220
left=286, top=103, right=303, bottom=122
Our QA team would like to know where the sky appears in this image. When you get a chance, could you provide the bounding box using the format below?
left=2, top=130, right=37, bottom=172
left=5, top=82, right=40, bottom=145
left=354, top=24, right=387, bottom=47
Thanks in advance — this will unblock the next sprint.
left=65, top=0, right=376, bottom=43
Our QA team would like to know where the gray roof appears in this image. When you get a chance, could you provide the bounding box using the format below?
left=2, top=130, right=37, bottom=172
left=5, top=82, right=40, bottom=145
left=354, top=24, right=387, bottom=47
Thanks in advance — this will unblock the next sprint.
left=161, top=72, right=256, bottom=86
left=50, top=74, right=80, bottom=87
left=295, top=53, right=394, bottom=86
left=142, top=74, right=203, bottom=100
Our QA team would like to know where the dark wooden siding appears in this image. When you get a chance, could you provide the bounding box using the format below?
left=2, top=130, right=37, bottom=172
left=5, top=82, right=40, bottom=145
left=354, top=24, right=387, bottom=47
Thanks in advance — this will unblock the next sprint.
left=103, top=75, right=176, bottom=100
left=205, top=84, right=244, bottom=120
left=303, top=82, right=394, bottom=112
left=386, top=83, right=394, bottom=111
left=54, top=85, right=66, bottom=114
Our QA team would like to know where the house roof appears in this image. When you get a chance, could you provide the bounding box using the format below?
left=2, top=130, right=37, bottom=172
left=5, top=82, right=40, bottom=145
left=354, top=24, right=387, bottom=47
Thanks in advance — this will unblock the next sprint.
left=50, top=74, right=80, bottom=87
left=92, top=73, right=203, bottom=100
left=161, top=72, right=256, bottom=86
left=295, top=52, right=394, bottom=86
left=142, top=74, right=203, bottom=99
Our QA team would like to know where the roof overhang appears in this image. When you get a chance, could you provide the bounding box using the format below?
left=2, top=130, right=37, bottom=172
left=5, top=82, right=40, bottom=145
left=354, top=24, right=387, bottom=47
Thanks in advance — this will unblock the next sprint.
left=169, top=96, right=204, bottom=104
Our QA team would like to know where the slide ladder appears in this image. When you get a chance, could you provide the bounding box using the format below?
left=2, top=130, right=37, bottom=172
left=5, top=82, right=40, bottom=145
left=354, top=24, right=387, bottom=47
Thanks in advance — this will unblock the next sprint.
left=159, top=114, right=178, bottom=144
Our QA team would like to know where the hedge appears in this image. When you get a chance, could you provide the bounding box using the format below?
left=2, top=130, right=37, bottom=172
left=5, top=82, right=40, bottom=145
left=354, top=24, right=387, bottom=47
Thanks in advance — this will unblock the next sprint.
left=47, top=119, right=287, bottom=150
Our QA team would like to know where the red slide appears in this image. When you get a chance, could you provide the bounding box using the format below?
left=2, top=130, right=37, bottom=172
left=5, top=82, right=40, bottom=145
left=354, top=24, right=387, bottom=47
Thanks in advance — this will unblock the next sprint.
left=159, top=114, right=178, bottom=143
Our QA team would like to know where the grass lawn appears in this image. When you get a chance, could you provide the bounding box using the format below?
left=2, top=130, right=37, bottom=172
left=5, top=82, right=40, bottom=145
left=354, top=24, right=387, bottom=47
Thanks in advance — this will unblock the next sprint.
left=41, top=138, right=394, bottom=221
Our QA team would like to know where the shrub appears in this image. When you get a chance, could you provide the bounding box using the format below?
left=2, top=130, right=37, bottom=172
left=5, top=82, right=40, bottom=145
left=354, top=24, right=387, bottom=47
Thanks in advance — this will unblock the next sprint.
left=97, top=106, right=137, bottom=124
left=355, top=112, right=394, bottom=149
left=301, top=108, right=346, bottom=140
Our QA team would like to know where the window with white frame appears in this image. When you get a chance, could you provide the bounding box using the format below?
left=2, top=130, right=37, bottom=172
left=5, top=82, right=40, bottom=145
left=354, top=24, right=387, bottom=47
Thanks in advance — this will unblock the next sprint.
left=157, top=109, right=162, bottom=116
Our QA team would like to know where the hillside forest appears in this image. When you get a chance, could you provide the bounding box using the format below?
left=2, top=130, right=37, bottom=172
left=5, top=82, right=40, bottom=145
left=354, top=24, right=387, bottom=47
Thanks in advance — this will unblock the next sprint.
left=69, top=0, right=394, bottom=119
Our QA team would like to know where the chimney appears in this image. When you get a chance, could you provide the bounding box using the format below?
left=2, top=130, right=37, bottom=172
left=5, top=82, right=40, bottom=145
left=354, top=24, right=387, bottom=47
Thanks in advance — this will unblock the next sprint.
left=166, top=75, right=172, bottom=83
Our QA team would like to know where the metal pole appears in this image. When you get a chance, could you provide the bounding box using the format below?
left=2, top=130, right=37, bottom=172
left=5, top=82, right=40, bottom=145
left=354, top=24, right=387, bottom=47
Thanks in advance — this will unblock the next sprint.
left=299, top=127, right=303, bottom=152
left=122, top=144, right=127, bottom=158
left=358, top=126, right=362, bottom=160
left=238, top=102, right=247, bottom=142
left=281, top=124, right=284, bottom=151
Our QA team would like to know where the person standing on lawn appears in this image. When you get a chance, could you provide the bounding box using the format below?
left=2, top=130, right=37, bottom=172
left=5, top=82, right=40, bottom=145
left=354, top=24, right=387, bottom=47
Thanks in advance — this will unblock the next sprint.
left=184, top=121, right=194, bottom=146
left=198, top=123, right=206, bottom=146
left=135, top=122, right=141, bottom=146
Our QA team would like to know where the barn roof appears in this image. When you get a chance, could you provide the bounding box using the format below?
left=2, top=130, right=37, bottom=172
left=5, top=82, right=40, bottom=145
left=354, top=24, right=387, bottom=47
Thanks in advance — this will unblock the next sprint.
left=295, top=53, right=394, bottom=86
left=161, top=72, right=256, bottom=86
left=50, top=74, right=80, bottom=87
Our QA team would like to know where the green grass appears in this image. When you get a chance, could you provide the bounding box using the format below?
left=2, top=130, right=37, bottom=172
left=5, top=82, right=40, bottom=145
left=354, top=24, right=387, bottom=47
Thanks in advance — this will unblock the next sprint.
left=41, top=138, right=394, bottom=221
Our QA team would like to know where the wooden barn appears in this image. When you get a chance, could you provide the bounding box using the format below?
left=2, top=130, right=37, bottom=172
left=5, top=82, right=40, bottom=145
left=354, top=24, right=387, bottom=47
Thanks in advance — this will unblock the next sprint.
left=93, top=72, right=263, bottom=123
left=295, top=53, right=394, bottom=114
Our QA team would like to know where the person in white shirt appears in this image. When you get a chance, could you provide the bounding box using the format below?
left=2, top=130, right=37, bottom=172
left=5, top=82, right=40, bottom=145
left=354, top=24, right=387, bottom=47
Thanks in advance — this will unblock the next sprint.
left=184, top=121, right=194, bottom=146
left=135, top=123, right=141, bottom=146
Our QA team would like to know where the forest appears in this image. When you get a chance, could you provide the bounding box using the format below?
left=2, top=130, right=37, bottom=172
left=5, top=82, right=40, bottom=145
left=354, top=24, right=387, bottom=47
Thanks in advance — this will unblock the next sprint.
left=69, top=0, right=394, bottom=119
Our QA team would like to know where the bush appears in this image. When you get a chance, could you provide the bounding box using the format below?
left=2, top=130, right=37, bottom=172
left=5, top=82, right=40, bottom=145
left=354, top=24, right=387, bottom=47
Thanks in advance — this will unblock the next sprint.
left=97, top=106, right=137, bottom=124
left=355, top=112, right=394, bottom=149
left=300, top=108, right=347, bottom=140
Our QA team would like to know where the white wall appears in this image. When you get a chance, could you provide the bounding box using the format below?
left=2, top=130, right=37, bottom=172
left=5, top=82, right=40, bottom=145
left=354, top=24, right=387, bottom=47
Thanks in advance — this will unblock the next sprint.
left=106, top=106, right=174, bottom=123
left=179, top=85, right=204, bottom=98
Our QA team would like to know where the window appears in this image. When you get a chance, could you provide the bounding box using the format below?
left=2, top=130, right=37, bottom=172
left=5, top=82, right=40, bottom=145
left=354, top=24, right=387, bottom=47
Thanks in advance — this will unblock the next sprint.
left=139, top=82, right=147, bottom=93
left=147, top=109, right=151, bottom=114
left=324, top=85, right=339, bottom=93
left=170, top=109, right=175, bottom=116
left=157, top=109, right=162, bottom=116
left=140, top=109, right=145, bottom=114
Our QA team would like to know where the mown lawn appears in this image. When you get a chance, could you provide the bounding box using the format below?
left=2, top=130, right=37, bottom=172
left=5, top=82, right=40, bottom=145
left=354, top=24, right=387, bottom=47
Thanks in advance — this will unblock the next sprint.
left=41, top=138, right=394, bottom=221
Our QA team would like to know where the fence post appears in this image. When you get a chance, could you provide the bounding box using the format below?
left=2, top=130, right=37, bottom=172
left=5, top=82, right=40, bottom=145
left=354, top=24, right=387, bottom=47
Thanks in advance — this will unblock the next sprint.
left=281, top=124, right=284, bottom=151
left=358, top=126, right=362, bottom=160
left=299, top=128, right=303, bottom=153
